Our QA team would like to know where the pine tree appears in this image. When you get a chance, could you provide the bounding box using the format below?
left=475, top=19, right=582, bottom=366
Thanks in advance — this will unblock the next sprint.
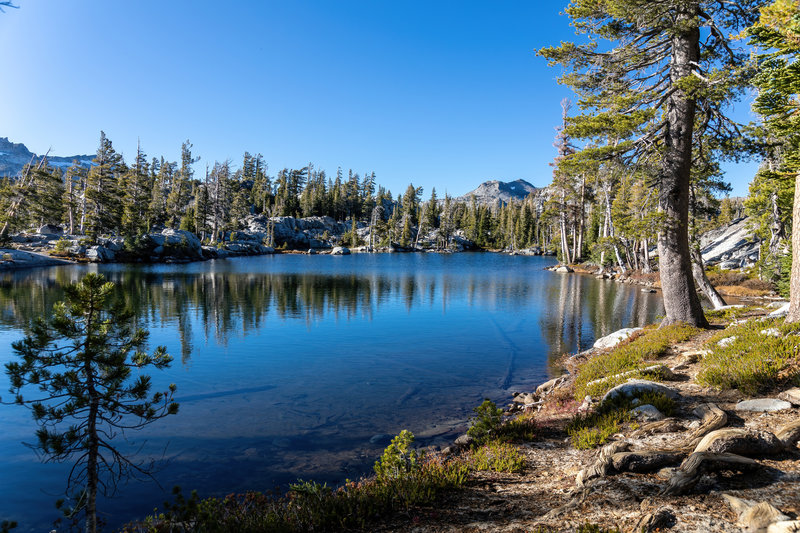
left=3, top=273, right=178, bottom=533
left=166, top=141, right=198, bottom=228
left=746, top=0, right=800, bottom=321
left=121, top=141, right=152, bottom=238
left=85, top=131, right=125, bottom=239
left=540, top=0, right=765, bottom=327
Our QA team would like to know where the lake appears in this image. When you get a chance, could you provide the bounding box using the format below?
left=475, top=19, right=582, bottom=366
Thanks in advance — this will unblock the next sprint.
left=0, top=253, right=663, bottom=531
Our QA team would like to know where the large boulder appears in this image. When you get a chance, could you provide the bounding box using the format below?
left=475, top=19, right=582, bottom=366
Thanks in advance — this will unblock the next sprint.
left=700, top=216, right=760, bottom=268
left=601, top=379, right=680, bottom=403
left=37, top=224, right=63, bottom=236
left=331, top=246, right=350, bottom=256
left=593, top=327, right=642, bottom=350
left=86, top=245, right=115, bottom=263
left=160, top=229, right=203, bottom=259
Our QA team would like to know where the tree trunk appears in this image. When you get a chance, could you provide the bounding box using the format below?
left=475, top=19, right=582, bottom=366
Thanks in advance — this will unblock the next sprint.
left=657, top=3, right=708, bottom=328
left=690, top=243, right=727, bottom=309
left=786, top=171, right=800, bottom=322
left=642, top=238, right=652, bottom=273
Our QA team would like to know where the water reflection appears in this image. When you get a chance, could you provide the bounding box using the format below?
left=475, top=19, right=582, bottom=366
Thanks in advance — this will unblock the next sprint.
left=0, top=257, right=661, bottom=367
left=0, top=254, right=664, bottom=531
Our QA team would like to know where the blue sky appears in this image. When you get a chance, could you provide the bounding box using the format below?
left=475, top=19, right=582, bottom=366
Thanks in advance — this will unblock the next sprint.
left=0, top=1, right=760, bottom=197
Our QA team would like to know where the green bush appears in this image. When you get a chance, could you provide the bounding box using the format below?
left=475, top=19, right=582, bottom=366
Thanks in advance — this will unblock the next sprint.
left=373, top=429, right=419, bottom=482
left=468, top=441, right=525, bottom=473
left=575, top=323, right=699, bottom=399
left=467, top=399, right=504, bottom=445
left=137, top=431, right=470, bottom=532
left=698, top=317, right=800, bottom=395
left=52, top=237, right=72, bottom=254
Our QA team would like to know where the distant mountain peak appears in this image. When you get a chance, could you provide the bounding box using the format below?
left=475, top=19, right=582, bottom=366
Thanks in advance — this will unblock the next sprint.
left=457, top=179, right=541, bottom=206
left=0, top=137, right=93, bottom=177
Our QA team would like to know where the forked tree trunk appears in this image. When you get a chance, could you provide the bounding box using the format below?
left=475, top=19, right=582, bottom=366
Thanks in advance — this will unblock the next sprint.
left=786, top=171, right=800, bottom=323
left=657, top=3, right=708, bottom=328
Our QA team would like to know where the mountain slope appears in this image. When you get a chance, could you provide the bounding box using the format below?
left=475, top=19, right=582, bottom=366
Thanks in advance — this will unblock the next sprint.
left=0, top=137, right=93, bottom=177
left=457, top=179, right=542, bottom=206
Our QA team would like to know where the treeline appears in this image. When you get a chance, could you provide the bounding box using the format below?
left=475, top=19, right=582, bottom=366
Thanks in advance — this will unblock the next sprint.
left=0, top=132, right=556, bottom=251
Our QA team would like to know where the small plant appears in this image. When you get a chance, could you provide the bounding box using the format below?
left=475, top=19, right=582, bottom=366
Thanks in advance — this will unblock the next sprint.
left=469, top=441, right=525, bottom=473
left=467, top=399, right=504, bottom=445
left=1, top=252, right=12, bottom=262
left=52, top=237, right=72, bottom=255
left=374, top=429, right=420, bottom=482
left=497, top=412, right=537, bottom=442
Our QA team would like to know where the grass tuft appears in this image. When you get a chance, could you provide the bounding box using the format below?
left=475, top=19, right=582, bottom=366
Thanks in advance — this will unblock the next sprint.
left=574, top=323, right=699, bottom=399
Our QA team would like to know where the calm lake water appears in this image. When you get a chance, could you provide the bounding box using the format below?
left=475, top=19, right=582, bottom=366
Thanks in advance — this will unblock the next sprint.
left=0, top=253, right=663, bottom=531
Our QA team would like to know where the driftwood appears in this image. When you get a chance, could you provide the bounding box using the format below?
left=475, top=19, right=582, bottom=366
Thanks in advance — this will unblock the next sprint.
left=686, top=403, right=728, bottom=449
left=633, top=507, right=676, bottom=532
left=631, top=417, right=683, bottom=438
left=610, top=451, right=684, bottom=473
left=694, top=428, right=784, bottom=457
left=661, top=452, right=759, bottom=495
left=575, top=440, right=630, bottom=488
left=776, top=420, right=800, bottom=450
left=722, top=494, right=792, bottom=532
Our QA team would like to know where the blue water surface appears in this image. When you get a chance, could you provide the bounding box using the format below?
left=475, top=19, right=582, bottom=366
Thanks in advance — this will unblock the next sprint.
left=0, top=253, right=663, bottom=530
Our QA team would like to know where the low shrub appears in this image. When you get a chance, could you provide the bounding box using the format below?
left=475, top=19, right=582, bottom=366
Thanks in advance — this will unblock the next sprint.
left=467, top=399, right=504, bottom=445
left=574, top=323, right=699, bottom=399
left=52, top=237, right=72, bottom=255
left=135, top=431, right=470, bottom=532
left=468, top=440, right=525, bottom=473
left=566, top=391, right=675, bottom=450
left=497, top=412, right=537, bottom=442
left=698, top=317, right=800, bottom=395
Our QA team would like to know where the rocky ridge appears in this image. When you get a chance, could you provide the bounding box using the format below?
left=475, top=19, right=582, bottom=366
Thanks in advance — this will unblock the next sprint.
left=0, top=137, right=93, bottom=177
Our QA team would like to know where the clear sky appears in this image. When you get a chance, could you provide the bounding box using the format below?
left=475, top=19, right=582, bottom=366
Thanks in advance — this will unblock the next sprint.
left=0, top=0, right=760, bottom=197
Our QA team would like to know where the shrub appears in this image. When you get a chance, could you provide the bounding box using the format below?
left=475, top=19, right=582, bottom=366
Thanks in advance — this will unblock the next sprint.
left=467, top=399, right=504, bottom=444
left=698, top=318, right=800, bottom=395
left=373, top=430, right=419, bottom=482
left=468, top=441, right=525, bottom=473
left=52, top=237, right=72, bottom=254
left=138, top=431, right=471, bottom=532
left=497, top=412, right=537, bottom=442
left=574, top=323, right=699, bottom=399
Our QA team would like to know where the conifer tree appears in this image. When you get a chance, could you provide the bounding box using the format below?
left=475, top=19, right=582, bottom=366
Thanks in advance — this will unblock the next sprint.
left=540, top=0, right=765, bottom=327
left=3, top=273, right=178, bottom=533
left=85, top=132, right=125, bottom=239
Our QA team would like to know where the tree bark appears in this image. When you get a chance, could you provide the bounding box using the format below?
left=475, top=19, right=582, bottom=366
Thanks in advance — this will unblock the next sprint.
left=657, top=3, right=708, bottom=328
left=786, top=171, right=800, bottom=322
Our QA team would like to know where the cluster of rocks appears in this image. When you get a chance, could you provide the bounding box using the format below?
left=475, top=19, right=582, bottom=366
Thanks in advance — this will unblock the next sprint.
left=11, top=225, right=275, bottom=264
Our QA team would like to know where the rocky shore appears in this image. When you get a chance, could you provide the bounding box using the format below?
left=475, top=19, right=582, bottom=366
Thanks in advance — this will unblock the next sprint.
left=369, top=307, right=800, bottom=533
